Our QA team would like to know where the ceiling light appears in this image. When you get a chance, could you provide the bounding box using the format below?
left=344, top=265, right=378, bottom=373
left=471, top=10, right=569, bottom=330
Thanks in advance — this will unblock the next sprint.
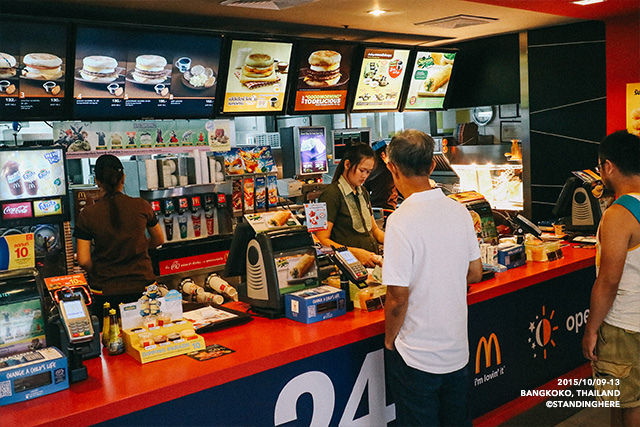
left=368, top=9, right=387, bottom=16
left=573, top=0, right=605, bottom=5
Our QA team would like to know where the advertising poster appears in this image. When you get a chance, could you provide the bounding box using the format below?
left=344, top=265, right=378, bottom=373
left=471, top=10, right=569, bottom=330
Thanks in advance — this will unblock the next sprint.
left=352, top=48, right=410, bottom=111
left=0, top=148, right=66, bottom=202
left=404, top=51, right=456, bottom=110
left=73, top=26, right=221, bottom=120
left=0, top=21, right=67, bottom=119
left=293, top=42, right=355, bottom=112
left=298, top=127, right=328, bottom=175
left=222, top=40, right=293, bottom=114
left=626, top=83, right=640, bottom=137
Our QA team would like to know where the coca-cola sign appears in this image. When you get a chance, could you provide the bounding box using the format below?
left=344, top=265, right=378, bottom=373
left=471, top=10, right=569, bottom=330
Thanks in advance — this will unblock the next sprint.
left=2, top=202, right=33, bottom=219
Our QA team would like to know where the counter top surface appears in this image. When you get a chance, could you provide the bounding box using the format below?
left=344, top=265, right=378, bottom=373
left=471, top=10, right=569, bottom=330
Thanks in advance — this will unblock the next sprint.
left=2, top=246, right=595, bottom=427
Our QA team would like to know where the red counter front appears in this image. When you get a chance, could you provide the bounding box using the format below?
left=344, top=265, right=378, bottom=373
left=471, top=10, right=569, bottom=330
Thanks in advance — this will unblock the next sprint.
left=2, top=246, right=596, bottom=427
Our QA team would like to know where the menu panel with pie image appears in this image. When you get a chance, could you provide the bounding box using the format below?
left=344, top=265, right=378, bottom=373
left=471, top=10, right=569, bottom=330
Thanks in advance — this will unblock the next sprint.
left=351, top=48, right=410, bottom=112
left=404, top=51, right=457, bottom=110
left=73, top=26, right=221, bottom=120
left=0, top=21, right=68, bottom=120
left=222, top=40, right=293, bottom=114
left=292, top=41, right=355, bottom=113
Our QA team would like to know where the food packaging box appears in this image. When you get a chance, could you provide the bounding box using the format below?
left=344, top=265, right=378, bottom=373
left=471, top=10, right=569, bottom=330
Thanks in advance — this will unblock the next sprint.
left=255, top=176, right=266, bottom=212
left=0, top=347, right=69, bottom=407
left=497, top=243, right=527, bottom=269
left=285, top=286, right=346, bottom=324
left=267, top=174, right=278, bottom=209
left=243, top=177, right=254, bottom=214
left=231, top=177, right=243, bottom=216
left=525, top=241, right=564, bottom=262
left=123, top=320, right=205, bottom=364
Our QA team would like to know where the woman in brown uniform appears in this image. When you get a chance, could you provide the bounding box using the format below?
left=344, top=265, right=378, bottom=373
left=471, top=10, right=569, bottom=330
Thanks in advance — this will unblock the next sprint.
left=74, top=155, right=164, bottom=315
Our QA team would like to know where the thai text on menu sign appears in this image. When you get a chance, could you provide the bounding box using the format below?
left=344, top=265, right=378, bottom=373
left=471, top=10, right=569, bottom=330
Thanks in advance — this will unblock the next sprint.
left=352, top=48, right=410, bottom=111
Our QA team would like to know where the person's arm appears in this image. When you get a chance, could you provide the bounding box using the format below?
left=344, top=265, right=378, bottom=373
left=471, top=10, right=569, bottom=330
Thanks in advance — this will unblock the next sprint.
left=467, top=258, right=483, bottom=284
left=371, top=215, right=385, bottom=244
left=582, top=206, right=630, bottom=361
left=385, top=285, right=409, bottom=350
left=315, top=222, right=382, bottom=267
left=76, top=238, right=93, bottom=273
left=148, top=223, right=165, bottom=249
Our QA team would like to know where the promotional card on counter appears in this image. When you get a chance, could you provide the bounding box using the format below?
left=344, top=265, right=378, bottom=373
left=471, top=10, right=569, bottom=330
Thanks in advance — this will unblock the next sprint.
left=404, top=51, right=456, bottom=110
left=222, top=39, right=293, bottom=114
left=292, top=41, right=355, bottom=113
left=0, top=21, right=68, bottom=120
left=73, top=26, right=221, bottom=120
left=351, top=47, right=410, bottom=112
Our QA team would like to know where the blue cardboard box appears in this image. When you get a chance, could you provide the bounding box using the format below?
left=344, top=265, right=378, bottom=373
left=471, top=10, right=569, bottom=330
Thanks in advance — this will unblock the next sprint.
left=285, top=286, right=346, bottom=324
left=0, top=347, right=69, bottom=406
left=497, top=243, right=527, bottom=269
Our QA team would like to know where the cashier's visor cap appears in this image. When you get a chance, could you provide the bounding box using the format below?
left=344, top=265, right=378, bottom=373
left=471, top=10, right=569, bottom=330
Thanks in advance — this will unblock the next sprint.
left=94, top=154, right=124, bottom=183
left=372, top=139, right=389, bottom=153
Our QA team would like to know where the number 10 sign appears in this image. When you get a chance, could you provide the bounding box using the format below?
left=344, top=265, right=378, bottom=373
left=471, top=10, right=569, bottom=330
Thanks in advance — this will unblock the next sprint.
left=0, top=233, right=35, bottom=271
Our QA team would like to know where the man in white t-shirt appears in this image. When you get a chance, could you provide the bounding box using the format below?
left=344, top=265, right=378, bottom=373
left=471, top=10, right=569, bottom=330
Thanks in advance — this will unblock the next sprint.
left=383, top=130, right=482, bottom=426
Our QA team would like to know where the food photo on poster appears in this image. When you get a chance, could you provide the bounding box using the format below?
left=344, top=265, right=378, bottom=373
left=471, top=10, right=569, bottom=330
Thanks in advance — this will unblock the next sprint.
left=0, top=148, right=66, bottom=203
left=351, top=47, right=410, bottom=112
left=73, top=25, right=221, bottom=120
left=292, top=41, right=355, bottom=113
left=404, top=50, right=457, bottom=110
left=0, top=21, right=68, bottom=120
left=222, top=39, right=293, bottom=114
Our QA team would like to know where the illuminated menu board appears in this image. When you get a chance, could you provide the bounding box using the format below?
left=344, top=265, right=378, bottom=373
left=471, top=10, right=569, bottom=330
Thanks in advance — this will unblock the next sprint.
left=298, top=127, right=328, bottom=175
left=0, top=147, right=67, bottom=203
left=351, top=47, right=410, bottom=112
left=292, top=41, right=355, bottom=113
left=0, top=21, right=68, bottom=120
left=404, top=51, right=457, bottom=110
left=73, top=26, right=221, bottom=120
left=221, top=39, right=293, bottom=114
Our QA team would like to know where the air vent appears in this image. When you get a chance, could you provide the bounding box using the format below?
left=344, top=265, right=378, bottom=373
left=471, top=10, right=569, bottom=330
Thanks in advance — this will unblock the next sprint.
left=220, top=0, right=317, bottom=10
left=415, top=14, right=498, bottom=29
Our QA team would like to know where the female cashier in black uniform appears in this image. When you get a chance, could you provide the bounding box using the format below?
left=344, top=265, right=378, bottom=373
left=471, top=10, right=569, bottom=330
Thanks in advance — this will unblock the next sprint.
left=316, top=143, right=384, bottom=267
left=74, top=155, right=164, bottom=315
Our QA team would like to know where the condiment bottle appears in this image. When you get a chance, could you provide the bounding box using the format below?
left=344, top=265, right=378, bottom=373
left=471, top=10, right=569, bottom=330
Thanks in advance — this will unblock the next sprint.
left=107, top=308, right=124, bottom=355
left=101, top=302, right=111, bottom=347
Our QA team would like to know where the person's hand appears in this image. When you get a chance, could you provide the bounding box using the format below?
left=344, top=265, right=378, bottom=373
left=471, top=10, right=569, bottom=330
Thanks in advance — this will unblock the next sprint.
left=582, top=330, right=598, bottom=361
left=351, top=247, right=383, bottom=267
left=630, top=108, right=640, bottom=137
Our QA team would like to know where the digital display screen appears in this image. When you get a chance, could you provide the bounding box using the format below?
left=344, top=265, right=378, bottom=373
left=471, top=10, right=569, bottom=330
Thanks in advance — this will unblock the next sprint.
left=0, top=299, right=46, bottom=356
left=221, top=39, right=293, bottom=114
left=0, top=148, right=66, bottom=203
left=404, top=51, right=457, bottom=110
left=338, top=249, right=358, bottom=264
left=62, top=300, right=85, bottom=319
left=298, top=127, right=328, bottom=175
left=0, top=21, right=68, bottom=120
left=273, top=248, right=318, bottom=294
left=73, top=26, right=221, bottom=120
left=292, top=41, right=355, bottom=112
left=352, top=47, right=410, bottom=111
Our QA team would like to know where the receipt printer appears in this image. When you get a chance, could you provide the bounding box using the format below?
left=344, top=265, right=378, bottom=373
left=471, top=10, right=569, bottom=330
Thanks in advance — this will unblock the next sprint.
left=497, top=243, right=526, bottom=269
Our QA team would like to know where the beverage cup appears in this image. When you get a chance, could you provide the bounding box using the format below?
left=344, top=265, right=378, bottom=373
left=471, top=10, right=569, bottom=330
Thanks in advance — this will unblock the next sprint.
left=2, top=160, right=23, bottom=196
left=163, top=216, right=174, bottom=240
left=154, top=83, right=166, bottom=95
left=178, top=215, right=188, bottom=239
left=270, top=96, right=278, bottom=107
left=205, top=210, right=214, bottom=235
left=0, top=80, right=10, bottom=93
left=43, top=81, right=56, bottom=93
left=107, top=83, right=120, bottom=95
left=175, top=57, right=191, bottom=73
left=191, top=213, right=202, bottom=237
left=23, top=170, right=38, bottom=196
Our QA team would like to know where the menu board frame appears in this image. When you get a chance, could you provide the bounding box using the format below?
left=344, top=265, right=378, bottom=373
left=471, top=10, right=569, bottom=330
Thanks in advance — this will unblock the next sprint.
left=401, top=48, right=459, bottom=112
left=287, top=40, right=358, bottom=115
left=217, top=36, right=296, bottom=117
left=348, top=43, right=413, bottom=114
left=71, top=22, right=223, bottom=121
left=0, top=17, right=73, bottom=121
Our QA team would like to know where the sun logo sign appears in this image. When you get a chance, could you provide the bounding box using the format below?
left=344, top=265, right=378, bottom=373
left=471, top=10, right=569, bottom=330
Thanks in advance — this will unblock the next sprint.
left=529, top=305, right=559, bottom=359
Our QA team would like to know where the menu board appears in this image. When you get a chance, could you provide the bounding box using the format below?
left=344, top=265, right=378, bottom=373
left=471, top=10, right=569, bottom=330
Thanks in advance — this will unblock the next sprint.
left=73, top=26, right=221, bottom=120
left=351, top=48, right=410, bottom=112
left=298, top=127, right=328, bottom=175
left=292, top=42, right=355, bottom=113
left=0, top=148, right=66, bottom=203
left=222, top=39, right=293, bottom=114
left=404, top=51, right=457, bottom=110
left=0, top=21, right=68, bottom=120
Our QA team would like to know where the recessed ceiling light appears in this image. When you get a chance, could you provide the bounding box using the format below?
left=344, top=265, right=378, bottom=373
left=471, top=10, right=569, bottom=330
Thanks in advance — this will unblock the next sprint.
left=368, top=9, right=387, bottom=16
left=573, top=0, right=605, bottom=5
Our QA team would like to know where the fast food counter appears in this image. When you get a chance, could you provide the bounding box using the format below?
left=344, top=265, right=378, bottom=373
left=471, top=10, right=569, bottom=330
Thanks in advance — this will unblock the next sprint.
left=3, top=246, right=595, bottom=426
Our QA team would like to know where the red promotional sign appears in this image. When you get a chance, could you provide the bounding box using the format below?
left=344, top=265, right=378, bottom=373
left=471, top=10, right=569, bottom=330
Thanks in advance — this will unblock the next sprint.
left=158, top=250, right=229, bottom=275
left=2, top=202, right=33, bottom=220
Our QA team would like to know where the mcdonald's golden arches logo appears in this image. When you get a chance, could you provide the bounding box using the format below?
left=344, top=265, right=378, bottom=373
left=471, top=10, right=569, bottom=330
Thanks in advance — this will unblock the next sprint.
left=475, top=333, right=501, bottom=374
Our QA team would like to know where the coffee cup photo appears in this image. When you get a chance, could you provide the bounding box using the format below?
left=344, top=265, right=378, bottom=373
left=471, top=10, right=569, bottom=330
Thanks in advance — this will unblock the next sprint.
left=43, top=81, right=56, bottom=93
left=0, top=80, right=10, bottom=92
left=175, top=57, right=191, bottom=73
left=107, top=82, right=120, bottom=95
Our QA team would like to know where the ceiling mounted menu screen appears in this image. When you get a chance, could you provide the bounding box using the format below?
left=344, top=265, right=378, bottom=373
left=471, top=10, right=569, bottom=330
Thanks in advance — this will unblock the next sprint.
left=404, top=51, right=456, bottom=110
left=73, top=26, right=221, bottom=120
left=222, top=40, right=293, bottom=114
left=0, top=22, right=68, bottom=120
left=351, top=47, right=410, bottom=112
left=292, top=42, right=355, bottom=113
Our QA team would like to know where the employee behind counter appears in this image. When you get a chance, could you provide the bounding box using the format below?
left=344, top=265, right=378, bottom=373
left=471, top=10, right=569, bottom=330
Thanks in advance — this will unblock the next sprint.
left=316, top=143, right=384, bottom=267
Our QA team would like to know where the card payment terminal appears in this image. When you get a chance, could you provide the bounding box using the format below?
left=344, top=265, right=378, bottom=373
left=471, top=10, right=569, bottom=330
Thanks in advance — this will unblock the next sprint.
left=331, top=246, right=368, bottom=284
left=57, top=291, right=94, bottom=344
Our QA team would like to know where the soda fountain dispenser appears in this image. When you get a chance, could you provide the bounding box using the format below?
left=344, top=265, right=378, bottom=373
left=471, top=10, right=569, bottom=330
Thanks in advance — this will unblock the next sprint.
left=188, top=195, right=202, bottom=238
left=203, top=193, right=216, bottom=236
left=160, top=199, right=175, bottom=241
left=176, top=197, right=189, bottom=240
